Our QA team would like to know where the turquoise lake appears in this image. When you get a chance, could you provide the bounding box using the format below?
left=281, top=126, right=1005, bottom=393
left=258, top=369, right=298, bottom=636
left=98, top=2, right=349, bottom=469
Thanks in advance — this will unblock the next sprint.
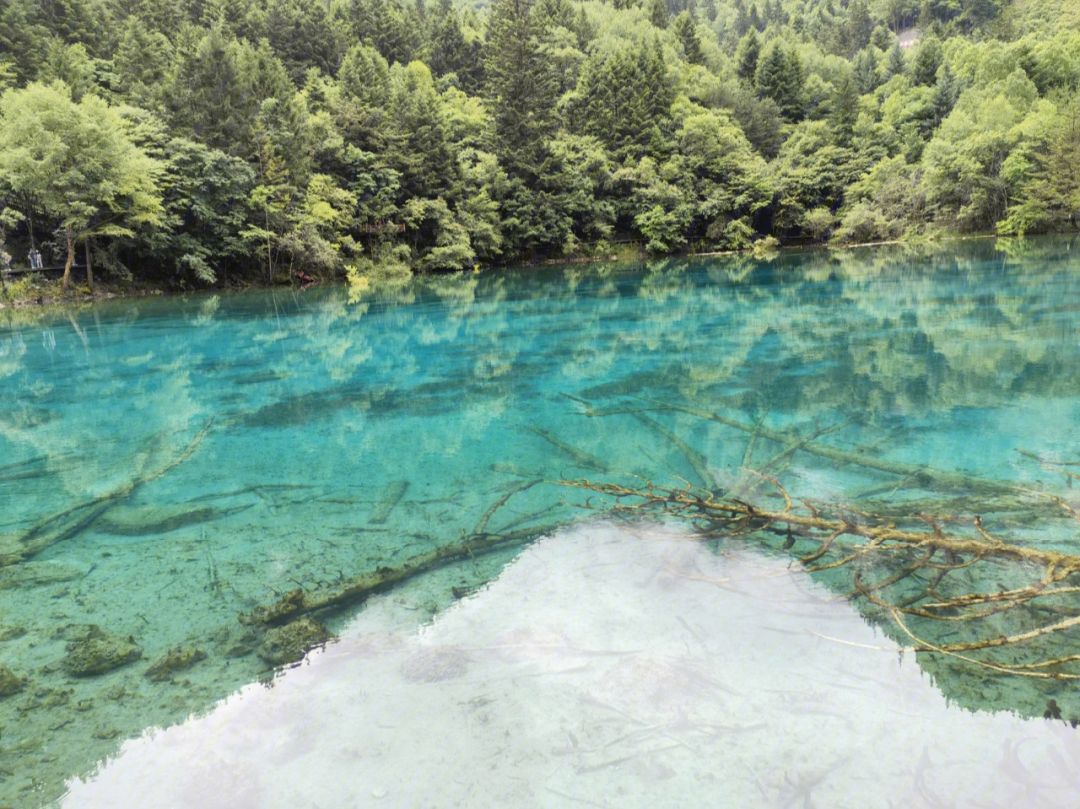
left=3, top=237, right=1080, bottom=807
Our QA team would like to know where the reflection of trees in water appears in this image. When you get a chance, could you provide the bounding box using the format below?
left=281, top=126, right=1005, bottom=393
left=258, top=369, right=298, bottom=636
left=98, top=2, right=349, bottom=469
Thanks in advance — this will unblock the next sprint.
left=4, top=236, right=1077, bottom=503
left=0, top=313, right=208, bottom=514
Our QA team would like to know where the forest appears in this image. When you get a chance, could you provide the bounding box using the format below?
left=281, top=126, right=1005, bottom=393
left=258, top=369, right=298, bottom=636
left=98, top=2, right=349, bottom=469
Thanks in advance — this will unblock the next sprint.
left=0, top=0, right=1078, bottom=290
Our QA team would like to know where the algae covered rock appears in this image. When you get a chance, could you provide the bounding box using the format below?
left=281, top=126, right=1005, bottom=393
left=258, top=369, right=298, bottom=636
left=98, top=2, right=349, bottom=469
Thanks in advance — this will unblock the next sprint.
left=145, top=646, right=207, bottom=682
left=0, top=664, right=26, bottom=697
left=209, top=625, right=259, bottom=659
left=240, top=588, right=307, bottom=626
left=0, top=624, right=27, bottom=641
left=257, top=617, right=331, bottom=666
left=63, top=625, right=142, bottom=677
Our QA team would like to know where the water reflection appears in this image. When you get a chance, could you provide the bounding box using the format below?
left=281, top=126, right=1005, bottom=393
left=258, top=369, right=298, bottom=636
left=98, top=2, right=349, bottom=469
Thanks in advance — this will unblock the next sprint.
left=65, top=524, right=1080, bottom=809
left=1, top=236, right=1079, bottom=806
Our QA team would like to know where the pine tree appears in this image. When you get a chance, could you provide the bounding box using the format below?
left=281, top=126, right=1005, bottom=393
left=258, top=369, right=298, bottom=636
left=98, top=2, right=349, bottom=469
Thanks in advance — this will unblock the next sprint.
left=264, top=0, right=344, bottom=82
left=734, top=0, right=750, bottom=36
left=846, top=0, right=874, bottom=55
left=931, top=63, right=960, bottom=126
left=338, top=44, right=391, bottom=108
left=912, top=36, right=942, bottom=86
left=570, top=38, right=674, bottom=162
left=829, top=74, right=859, bottom=146
left=886, top=42, right=906, bottom=79
left=429, top=12, right=468, bottom=77
left=387, top=62, right=455, bottom=199
left=672, top=12, right=704, bottom=66
left=756, top=42, right=804, bottom=120
left=648, top=0, right=668, bottom=30
left=346, top=0, right=420, bottom=66
left=485, top=0, right=559, bottom=179
left=735, top=29, right=761, bottom=82
left=749, top=4, right=762, bottom=31
left=852, top=48, right=880, bottom=94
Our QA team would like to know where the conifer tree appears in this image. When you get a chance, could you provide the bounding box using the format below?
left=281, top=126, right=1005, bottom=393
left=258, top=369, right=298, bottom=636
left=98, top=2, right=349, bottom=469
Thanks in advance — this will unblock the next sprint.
left=672, top=12, right=704, bottom=66
left=735, top=29, right=761, bottom=81
left=829, top=74, right=859, bottom=146
left=484, top=0, right=558, bottom=179
left=648, top=0, right=668, bottom=30
left=756, top=42, right=804, bottom=120
left=886, top=41, right=906, bottom=78
left=852, top=48, right=880, bottom=94
left=846, top=0, right=874, bottom=54
left=912, top=35, right=943, bottom=86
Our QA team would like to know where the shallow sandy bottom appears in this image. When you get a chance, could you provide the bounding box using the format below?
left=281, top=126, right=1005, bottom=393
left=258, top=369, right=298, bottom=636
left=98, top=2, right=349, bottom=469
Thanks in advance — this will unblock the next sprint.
left=65, top=522, right=1080, bottom=808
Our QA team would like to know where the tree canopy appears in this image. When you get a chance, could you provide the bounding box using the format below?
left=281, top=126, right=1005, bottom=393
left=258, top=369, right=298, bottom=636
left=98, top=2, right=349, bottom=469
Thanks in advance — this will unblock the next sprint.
left=0, top=0, right=1077, bottom=289
left=0, top=82, right=162, bottom=288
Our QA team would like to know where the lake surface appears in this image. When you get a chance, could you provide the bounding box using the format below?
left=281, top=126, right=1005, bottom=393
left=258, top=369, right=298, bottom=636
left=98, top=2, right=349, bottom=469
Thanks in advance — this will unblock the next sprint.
left=2, top=237, right=1080, bottom=807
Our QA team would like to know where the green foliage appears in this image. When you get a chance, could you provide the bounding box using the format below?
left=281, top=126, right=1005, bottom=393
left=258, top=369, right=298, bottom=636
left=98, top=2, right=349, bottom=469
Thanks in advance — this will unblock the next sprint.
left=886, top=42, right=906, bottom=78
left=736, top=30, right=761, bottom=81
left=853, top=48, right=882, bottom=94
left=144, top=136, right=255, bottom=285
left=922, top=69, right=1044, bottom=230
left=997, top=96, right=1080, bottom=235
left=485, top=0, right=559, bottom=179
left=671, top=12, right=704, bottom=66
left=801, top=206, right=837, bottom=241
left=38, top=42, right=101, bottom=101
left=912, top=35, right=943, bottom=86
left=0, top=0, right=1070, bottom=288
left=566, top=38, right=673, bottom=163
left=756, top=41, right=805, bottom=120
left=648, top=0, right=668, bottom=30
left=0, top=83, right=163, bottom=276
left=428, top=10, right=484, bottom=92
left=386, top=61, right=455, bottom=199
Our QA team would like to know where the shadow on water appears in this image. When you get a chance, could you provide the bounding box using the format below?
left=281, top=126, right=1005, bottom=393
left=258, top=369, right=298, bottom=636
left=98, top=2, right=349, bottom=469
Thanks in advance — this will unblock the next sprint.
left=1, top=236, right=1080, bottom=805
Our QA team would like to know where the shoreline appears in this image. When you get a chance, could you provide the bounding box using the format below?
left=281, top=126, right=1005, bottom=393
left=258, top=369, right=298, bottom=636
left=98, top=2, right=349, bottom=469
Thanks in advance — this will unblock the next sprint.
left=0, top=231, right=1038, bottom=314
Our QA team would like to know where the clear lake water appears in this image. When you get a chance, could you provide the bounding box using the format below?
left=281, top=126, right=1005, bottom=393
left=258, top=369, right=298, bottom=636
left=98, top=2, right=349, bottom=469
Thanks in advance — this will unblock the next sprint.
left=2, top=237, right=1080, bottom=807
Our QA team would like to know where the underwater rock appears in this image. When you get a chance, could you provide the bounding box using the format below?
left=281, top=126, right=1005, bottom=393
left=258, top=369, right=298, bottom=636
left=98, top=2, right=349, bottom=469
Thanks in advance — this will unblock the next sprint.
left=208, top=624, right=259, bottom=658
left=0, top=664, right=26, bottom=697
left=257, top=617, right=331, bottom=666
left=0, top=560, right=89, bottom=590
left=0, top=624, right=27, bottom=641
left=145, top=646, right=208, bottom=682
left=63, top=625, right=142, bottom=677
left=19, top=687, right=72, bottom=712
left=241, top=588, right=307, bottom=626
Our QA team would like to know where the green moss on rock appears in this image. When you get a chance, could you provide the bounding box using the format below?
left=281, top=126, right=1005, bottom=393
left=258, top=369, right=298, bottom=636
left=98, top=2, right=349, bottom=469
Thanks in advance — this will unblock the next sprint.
left=257, top=617, right=331, bottom=666
left=63, top=625, right=142, bottom=677
left=145, top=646, right=208, bottom=682
left=0, top=664, right=25, bottom=697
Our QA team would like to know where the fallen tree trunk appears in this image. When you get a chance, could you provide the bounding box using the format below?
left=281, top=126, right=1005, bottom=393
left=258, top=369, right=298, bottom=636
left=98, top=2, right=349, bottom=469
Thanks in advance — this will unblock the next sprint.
left=641, top=399, right=1029, bottom=497
left=2, top=420, right=213, bottom=567
left=242, top=522, right=563, bottom=627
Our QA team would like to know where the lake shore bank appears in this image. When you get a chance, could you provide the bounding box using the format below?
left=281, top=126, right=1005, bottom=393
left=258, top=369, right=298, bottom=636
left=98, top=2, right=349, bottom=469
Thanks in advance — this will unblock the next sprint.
left=0, top=230, right=1023, bottom=315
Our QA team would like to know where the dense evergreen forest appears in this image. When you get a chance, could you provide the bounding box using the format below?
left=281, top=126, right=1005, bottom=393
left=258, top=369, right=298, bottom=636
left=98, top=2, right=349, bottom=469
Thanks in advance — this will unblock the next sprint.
left=0, top=0, right=1078, bottom=290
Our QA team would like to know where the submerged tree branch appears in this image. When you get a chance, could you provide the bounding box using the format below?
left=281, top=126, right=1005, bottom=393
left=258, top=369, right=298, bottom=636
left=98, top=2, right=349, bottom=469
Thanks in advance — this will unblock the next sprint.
left=562, top=474, right=1080, bottom=682
left=2, top=420, right=214, bottom=566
